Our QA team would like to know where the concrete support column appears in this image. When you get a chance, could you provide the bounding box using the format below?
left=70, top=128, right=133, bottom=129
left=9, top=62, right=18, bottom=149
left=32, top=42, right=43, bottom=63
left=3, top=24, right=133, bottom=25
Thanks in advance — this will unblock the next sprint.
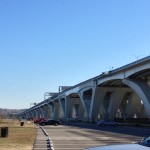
left=65, top=96, right=73, bottom=118
left=41, top=105, right=46, bottom=118
left=43, top=104, right=50, bottom=119
left=26, top=112, right=29, bottom=119
left=36, top=108, right=41, bottom=118
left=59, top=98, right=66, bottom=118
left=31, top=110, right=34, bottom=119
left=126, top=93, right=140, bottom=118
left=123, top=79, right=150, bottom=117
left=54, top=101, right=61, bottom=119
left=65, top=95, right=84, bottom=120
left=33, top=109, right=38, bottom=118
left=21, top=114, right=24, bottom=119
left=78, top=88, right=94, bottom=121
left=24, top=114, right=27, bottom=119
left=78, top=92, right=89, bottom=120
left=126, top=92, right=147, bottom=118
left=40, top=106, right=45, bottom=118
left=77, top=94, right=87, bottom=120
left=45, top=103, right=52, bottom=118
left=108, top=88, right=130, bottom=119
left=29, top=111, right=33, bottom=119
left=90, top=87, right=113, bottom=121
left=48, top=102, right=55, bottom=119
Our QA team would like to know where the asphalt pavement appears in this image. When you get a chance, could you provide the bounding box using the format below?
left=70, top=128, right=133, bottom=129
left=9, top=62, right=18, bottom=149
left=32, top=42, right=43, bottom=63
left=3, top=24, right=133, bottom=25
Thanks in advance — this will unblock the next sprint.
left=42, top=122, right=150, bottom=150
left=33, top=123, right=150, bottom=150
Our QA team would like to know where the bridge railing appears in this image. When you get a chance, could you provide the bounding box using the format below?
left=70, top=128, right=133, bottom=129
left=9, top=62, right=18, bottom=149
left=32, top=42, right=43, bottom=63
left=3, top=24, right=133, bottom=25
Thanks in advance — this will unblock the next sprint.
left=111, top=55, right=150, bottom=74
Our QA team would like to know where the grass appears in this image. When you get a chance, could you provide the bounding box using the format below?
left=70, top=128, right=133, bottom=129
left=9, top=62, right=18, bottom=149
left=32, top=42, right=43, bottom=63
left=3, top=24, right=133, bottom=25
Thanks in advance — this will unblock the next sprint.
left=0, top=119, right=37, bottom=150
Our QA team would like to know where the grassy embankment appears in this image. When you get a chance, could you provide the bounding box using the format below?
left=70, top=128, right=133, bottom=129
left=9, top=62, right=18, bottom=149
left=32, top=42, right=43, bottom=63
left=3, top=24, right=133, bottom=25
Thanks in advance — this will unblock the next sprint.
left=0, top=118, right=37, bottom=150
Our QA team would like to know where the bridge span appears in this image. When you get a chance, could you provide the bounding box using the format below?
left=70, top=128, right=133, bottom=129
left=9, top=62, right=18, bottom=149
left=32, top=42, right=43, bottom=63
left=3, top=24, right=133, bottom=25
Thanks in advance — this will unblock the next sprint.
left=20, top=56, right=150, bottom=122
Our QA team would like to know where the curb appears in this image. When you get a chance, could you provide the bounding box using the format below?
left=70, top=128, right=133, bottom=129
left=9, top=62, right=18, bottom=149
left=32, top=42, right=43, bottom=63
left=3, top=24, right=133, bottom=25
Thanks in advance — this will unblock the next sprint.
left=38, top=125, right=55, bottom=150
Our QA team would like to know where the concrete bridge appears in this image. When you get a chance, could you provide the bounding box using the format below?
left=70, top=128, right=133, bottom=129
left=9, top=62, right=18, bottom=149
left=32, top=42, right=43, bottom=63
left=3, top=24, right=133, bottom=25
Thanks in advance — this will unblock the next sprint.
left=20, top=56, right=150, bottom=122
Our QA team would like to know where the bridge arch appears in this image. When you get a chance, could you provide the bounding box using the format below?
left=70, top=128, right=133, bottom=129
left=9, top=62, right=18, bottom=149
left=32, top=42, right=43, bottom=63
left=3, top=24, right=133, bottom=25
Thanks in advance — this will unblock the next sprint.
left=123, top=79, right=150, bottom=118
left=91, top=77, right=149, bottom=121
left=65, top=93, right=85, bottom=121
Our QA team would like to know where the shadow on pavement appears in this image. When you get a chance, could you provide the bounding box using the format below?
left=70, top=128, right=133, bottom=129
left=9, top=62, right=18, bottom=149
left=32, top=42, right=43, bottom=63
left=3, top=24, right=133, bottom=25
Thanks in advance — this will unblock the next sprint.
left=62, top=122, right=150, bottom=138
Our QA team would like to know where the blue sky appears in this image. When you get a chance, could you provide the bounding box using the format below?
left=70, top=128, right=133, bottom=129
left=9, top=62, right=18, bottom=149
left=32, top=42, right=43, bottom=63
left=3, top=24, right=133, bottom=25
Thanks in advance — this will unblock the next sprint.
left=0, top=0, right=150, bottom=109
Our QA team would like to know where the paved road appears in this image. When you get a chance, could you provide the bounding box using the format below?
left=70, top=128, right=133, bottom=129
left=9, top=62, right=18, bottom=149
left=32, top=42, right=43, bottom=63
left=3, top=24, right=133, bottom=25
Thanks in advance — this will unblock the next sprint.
left=43, top=123, right=150, bottom=150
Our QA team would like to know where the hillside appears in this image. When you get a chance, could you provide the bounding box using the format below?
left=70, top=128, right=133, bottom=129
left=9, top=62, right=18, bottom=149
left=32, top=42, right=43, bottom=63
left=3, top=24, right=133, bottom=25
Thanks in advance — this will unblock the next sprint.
left=0, top=108, right=26, bottom=117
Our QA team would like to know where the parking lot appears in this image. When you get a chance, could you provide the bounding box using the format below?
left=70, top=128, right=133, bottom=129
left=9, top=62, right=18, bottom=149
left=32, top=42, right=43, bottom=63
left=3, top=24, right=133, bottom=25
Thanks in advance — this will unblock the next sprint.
left=43, top=123, right=150, bottom=150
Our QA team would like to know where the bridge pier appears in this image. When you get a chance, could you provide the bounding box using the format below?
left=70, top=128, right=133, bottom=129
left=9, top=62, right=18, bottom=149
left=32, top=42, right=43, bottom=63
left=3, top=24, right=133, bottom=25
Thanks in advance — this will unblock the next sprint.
left=123, top=79, right=150, bottom=118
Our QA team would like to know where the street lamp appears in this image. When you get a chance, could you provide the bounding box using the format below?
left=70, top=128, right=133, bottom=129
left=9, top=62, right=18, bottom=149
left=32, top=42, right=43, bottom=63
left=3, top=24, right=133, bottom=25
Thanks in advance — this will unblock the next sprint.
left=30, top=102, right=36, bottom=108
left=132, top=55, right=142, bottom=61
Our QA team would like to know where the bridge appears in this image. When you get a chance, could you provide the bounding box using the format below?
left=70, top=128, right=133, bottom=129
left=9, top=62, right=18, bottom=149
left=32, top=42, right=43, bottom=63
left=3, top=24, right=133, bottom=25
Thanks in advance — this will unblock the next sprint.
left=20, top=56, right=150, bottom=122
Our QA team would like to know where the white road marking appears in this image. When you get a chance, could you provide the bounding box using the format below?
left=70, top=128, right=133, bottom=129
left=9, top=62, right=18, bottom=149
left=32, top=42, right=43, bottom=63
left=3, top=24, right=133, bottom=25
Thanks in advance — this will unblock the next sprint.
left=101, top=137, right=109, bottom=140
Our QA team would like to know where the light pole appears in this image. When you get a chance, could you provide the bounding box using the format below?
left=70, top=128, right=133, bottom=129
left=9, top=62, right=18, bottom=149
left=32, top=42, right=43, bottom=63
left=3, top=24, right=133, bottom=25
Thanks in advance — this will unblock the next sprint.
left=132, top=55, right=142, bottom=61
left=107, top=66, right=114, bottom=71
left=30, top=102, right=36, bottom=108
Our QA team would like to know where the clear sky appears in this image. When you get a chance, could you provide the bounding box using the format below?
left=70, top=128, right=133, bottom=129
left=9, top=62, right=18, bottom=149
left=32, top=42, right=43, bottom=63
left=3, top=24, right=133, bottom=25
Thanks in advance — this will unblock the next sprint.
left=0, top=0, right=150, bottom=109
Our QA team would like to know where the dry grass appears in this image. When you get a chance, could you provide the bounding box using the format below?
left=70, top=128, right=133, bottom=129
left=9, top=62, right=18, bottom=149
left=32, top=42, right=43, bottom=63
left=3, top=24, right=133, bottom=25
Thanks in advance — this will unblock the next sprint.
left=0, top=119, right=37, bottom=150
